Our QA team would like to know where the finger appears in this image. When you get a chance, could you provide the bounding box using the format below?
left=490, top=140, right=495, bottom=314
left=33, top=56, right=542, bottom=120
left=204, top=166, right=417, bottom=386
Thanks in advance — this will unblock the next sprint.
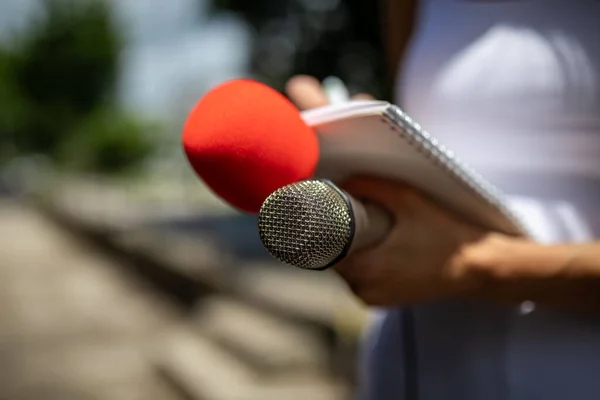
left=351, top=93, right=375, bottom=101
left=285, top=75, right=329, bottom=110
left=340, top=176, right=417, bottom=212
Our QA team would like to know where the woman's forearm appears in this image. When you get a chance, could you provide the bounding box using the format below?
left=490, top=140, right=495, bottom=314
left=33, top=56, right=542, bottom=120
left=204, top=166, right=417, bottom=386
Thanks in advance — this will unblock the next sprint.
left=463, top=234, right=600, bottom=279
left=461, top=234, right=600, bottom=313
left=553, top=242, right=600, bottom=277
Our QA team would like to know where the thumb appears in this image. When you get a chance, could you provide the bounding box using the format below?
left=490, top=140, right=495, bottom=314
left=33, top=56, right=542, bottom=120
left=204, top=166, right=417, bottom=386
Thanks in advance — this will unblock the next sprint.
left=285, top=75, right=330, bottom=110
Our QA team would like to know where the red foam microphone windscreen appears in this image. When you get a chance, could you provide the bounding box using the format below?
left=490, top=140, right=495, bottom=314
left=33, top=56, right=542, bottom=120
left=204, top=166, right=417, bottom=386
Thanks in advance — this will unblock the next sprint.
left=182, top=79, right=319, bottom=213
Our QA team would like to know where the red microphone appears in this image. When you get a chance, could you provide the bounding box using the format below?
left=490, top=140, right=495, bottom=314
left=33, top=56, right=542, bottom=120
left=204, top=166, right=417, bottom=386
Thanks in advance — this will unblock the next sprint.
left=182, top=79, right=319, bottom=214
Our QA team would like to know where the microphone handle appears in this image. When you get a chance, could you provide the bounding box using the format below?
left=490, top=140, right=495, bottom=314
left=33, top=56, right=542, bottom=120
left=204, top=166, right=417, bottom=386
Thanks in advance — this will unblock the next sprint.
left=346, top=194, right=393, bottom=255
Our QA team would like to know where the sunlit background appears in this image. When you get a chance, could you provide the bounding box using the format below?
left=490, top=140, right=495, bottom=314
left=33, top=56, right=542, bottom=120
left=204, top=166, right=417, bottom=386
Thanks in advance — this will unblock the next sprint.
left=0, top=0, right=387, bottom=399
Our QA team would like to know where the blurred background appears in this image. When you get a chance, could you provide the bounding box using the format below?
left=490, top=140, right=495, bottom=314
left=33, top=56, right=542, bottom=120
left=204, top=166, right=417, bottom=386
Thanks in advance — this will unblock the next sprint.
left=0, top=0, right=388, bottom=399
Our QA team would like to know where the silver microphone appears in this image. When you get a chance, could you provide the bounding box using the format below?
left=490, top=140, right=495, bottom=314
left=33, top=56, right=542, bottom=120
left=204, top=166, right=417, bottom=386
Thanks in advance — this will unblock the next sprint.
left=258, top=180, right=392, bottom=270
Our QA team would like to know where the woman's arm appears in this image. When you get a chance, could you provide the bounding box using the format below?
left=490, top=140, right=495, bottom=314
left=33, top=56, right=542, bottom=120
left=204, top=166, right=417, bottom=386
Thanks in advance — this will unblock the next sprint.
left=458, top=235, right=600, bottom=279
left=458, top=235, right=600, bottom=313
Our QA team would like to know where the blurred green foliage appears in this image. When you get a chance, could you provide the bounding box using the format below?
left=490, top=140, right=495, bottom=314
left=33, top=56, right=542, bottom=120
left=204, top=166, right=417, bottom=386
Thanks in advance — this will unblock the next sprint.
left=59, top=107, right=161, bottom=175
left=14, top=0, right=120, bottom=115
left=0, top=0, right=158, bottom=174
left=211, top=0, right=388, bottom=100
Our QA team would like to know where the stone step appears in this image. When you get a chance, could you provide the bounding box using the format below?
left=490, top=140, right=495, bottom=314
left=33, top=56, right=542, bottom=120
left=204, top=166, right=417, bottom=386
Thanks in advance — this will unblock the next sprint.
left=232, top=265, right=369, bottom=338
left=0, top=201, right=184, bottom=400
left=45, top=182, right=368, bottom=341
left=111, top=229, right=229, bottom=287
left=246, top=379, right=350, bottom=400
left=157, top=328, right=255, bottom=400
left=111, top=231, right=368, bottom=343
left=193, top=296, right=329, bottom=374
left=156, top=328, right=349, bottom=400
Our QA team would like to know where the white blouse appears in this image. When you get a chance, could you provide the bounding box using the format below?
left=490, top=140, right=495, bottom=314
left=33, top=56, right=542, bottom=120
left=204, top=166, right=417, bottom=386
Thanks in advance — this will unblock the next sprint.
left=397, top=0, right=600, bottom=225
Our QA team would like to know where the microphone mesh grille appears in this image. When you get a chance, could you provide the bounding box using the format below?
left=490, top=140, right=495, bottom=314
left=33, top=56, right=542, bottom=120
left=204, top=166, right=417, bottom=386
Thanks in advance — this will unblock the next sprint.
left=258, top=180, right=353, bottom=270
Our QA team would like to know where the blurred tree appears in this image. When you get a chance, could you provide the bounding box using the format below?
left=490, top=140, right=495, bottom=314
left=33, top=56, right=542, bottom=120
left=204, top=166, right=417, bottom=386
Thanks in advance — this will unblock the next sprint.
left=210, top=0, right=388, bottom=100
left=59, top=107, right=160, bottom=175
left=9, top=0, right=121, bottom=156
left=289, top=0, right=387, bottom=98
left=210, top=0, right=289, bottom=29
left=0, top=0, right=158, bottom=175
left=0, top=49, right=27, bottom=162
left=15, top=0, right=120, bottom=115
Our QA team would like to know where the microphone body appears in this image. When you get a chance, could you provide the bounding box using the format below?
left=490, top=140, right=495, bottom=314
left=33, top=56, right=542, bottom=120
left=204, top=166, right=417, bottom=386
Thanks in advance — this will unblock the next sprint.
left=258, top=180, right=392, bottom=270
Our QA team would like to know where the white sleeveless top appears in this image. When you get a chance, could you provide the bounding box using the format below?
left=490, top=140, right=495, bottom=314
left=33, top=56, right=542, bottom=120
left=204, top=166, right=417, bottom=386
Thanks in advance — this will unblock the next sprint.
left=396, top=0, right=600, bottom=237
left=362, top=4, right=600, bottom=400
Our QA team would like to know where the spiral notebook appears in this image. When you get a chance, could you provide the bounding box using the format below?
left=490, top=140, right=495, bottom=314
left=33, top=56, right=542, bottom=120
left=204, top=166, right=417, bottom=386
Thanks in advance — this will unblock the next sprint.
left=301, top=101, right=535, bottom=239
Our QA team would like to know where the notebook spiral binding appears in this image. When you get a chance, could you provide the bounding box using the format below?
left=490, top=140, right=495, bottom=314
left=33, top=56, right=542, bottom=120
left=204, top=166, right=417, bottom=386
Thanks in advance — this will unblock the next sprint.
left=383, top=105, right=534, bottom=239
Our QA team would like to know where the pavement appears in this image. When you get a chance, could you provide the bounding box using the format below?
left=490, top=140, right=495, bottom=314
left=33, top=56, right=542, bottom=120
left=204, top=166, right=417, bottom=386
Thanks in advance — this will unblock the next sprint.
left=0, top=199, right=183, bottom=400
left=19, top=171, right=370, bottom=400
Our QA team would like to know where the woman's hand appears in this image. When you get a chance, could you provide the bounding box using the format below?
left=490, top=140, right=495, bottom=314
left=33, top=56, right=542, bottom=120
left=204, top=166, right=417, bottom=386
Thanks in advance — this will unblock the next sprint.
left=285, top=75, right=374, bottom=110
left=284, top=75, right=493, bottom=306
left=333, top=177, right=491, bottom=307
left=332, top=178, right=600, bottom=313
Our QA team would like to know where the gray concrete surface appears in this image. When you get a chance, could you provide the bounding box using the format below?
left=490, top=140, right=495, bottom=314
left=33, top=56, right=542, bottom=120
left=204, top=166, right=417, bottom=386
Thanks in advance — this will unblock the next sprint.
left=0, top=199, right=183, bottom=400
left=32, top=175, right=368, bottom=399
left=157, top=327, right=351, bottom=400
